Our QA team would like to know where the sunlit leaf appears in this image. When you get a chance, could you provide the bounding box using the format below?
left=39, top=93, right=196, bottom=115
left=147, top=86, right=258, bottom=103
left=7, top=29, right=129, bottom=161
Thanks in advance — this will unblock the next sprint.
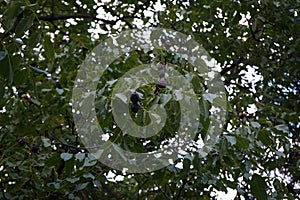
left=66, top=177, right=80, bottom=183
left=75, top=182, right=89, bottom=191
left=0, top=51, right=7, bottom=61
left=274, top=124, right=289, bottom=133
left=42, top=137, right=51, bottom=147
left=75, top=152, right=85, bottom=162
left=60, top=153, right=73, bottom=161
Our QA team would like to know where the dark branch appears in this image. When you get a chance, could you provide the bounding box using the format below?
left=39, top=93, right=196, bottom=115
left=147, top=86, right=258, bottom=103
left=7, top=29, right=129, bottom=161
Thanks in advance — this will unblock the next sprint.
left=220, top=55, right=243, bottom=76
left=249, top=23, right=261, bottom=42
left=39, top=13, right=97, bottom=21
left=0, top=12, right=23, bottom=39
left=38, top=13, right=122, bottom=28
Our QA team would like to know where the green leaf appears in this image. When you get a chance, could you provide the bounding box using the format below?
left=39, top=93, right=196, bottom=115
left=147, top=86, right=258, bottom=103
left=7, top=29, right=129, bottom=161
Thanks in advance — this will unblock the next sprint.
left=75, top=182, right=89, bottom=191
left=14, top=69, right=28, bottom=86
left=107, top=79, right=118, bottom=86
left=225, top=135, right=236, bottom=145
left=43, top=35, right=55, bottom=63
left=31, top=99, right=41, bottom=106
left=160, top=94, right=172, bottom=104
left=27, top=32, right=41, bottom=49
left=45, top=153, right=60, bottom=166
left=75, top=152, right=85, bottom=161
left=0, top=1, right=298, bottom=198
left=15, top=14, right=35, bottom=37
left=235, top=135, right=249, bottom=150
left=203, top=93, right=217, bottom=103
left=232, top=12, right=242, bottom=24
left=83, top=156, right=97, bottom=167
left=42, top=137, right=51, bottom=147
left=0, top=51, right=7, bottom=61
left=250, top=174, right=267, bottom=200
left=83, top=173, right=95, bottom=180
left=47, top=182, right=60, bottom=189
left=115, top=93, right=127, bottom=103
left=274, top=124, right=289, bottom=133
left=56, top=88, right=64, bottom=95
left=66, top=177, right=80, bottom=183
left=64, top=159, right=75, bottom=176
left=275, top=151, right=285, bottom=157
left=250, top=121, right=261, bottom=129
left=258, top=129, right=272, bottom=146
left=0, top=56, right=9, bottom=81
left=3, top=1, right=24, bottom=31
left=60, top=153, right=73, bottom=161
left=42, top=167, right=52, bottom=176
left=93, top=180, right=101, bottom=187
left=9, top=55, right=13, bottom=85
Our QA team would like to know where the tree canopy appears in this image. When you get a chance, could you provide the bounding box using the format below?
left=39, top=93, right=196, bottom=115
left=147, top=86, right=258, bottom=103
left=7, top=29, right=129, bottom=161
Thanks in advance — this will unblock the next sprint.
left=0, top=0, right=299, bottom=199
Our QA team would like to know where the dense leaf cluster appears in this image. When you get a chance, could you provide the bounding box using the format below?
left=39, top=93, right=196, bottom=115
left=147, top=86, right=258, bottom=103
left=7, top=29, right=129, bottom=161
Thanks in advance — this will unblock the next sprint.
left=0, top=0, right=299, bottom=199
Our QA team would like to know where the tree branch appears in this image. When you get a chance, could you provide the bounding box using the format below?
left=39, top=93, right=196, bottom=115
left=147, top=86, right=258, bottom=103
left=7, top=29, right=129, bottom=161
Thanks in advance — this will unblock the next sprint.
left=39, top=13, right=97, bottom=21
left=38, top=13, right=125, bottom=27
left=0, top=12, right=23, bottom=39
left=220, top=55, right=243, bottom=76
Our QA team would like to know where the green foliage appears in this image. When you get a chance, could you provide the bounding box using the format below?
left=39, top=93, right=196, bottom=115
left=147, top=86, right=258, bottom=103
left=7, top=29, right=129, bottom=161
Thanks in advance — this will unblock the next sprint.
left=0, top=0, right=299, bottom=199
